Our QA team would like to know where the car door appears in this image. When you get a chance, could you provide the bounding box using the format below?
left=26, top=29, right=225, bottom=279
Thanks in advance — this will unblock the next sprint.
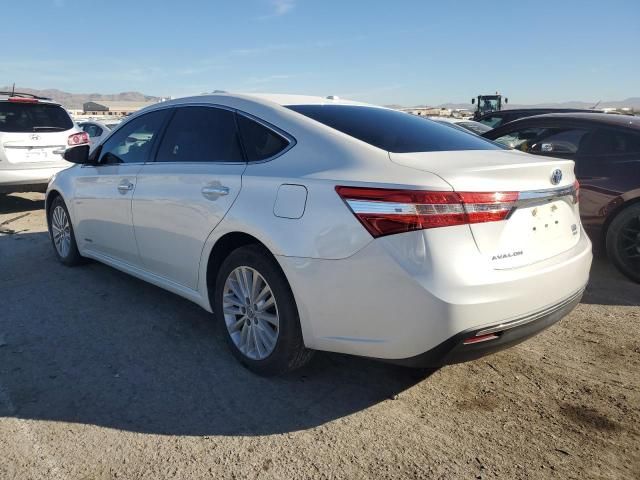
left=572, top=127, right=640, bottom=232
left=131, top=105, right=246, bottom=289
left=72, top=109, right=170, bottom=266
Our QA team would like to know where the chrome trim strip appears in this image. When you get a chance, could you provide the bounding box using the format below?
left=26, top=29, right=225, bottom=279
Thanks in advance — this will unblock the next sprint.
left=475, top=287, right=584, bottom=337
left=4, top=145, right=65, bottom=149
left=515, top=184, right=577, bottom=207
left=346, top=199, right=418, bottom=215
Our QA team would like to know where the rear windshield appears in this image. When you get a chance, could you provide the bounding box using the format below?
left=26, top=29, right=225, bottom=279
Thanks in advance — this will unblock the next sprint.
left=0, top=101, right=73, bottom=133
left=286, top=105, right=500, bottom=153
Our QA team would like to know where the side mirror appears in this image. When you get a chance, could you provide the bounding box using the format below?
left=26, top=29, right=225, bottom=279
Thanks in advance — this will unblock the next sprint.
left=63, top=145, right=90, bottom=164
left=471, top=98, right=475, bottom=104
left=505, top=98, right=509, bottom=104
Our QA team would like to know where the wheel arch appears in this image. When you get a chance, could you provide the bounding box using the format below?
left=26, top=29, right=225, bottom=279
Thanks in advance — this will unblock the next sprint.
left=45, top=189, right=63, bottom=218
left=602, top=195, right=640, bottom=246
left=204, top=231, right=276, bottom=309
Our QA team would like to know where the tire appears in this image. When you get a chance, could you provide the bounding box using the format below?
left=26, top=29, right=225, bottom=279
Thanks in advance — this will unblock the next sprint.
left=214, top=244, right=313, bottom=375
left=47, top=196, right=84, bottom=266
left=606, top=203, right=640, bottom=283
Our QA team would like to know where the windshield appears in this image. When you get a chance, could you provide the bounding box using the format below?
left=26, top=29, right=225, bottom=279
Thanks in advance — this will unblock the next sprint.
left=286, top=105, right=501, bottom=153
left=0, top=102, right=73, bottom=133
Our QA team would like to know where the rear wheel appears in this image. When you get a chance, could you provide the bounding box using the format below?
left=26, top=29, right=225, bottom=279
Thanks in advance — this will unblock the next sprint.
left=606, top=204, right=640, bottom=283
left=214, top=244, right=313, bottom=375
left=47, top=196, right=84, bottom=266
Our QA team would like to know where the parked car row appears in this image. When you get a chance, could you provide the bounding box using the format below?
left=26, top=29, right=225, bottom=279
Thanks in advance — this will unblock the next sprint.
left=1, top=90, right=636, bottom=376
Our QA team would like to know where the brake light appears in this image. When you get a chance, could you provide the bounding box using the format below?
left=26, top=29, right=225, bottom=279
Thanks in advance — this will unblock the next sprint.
left=8, top=97, right=39, bottom=103
left=335, top=186, right=518, bottom=238
left=67, top=132, right=90, bottom=146
left=573, top=180, right=580, bottom=204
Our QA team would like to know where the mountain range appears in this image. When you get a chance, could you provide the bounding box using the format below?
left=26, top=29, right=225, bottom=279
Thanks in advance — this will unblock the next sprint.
left=0, top=87, right=161, bottom=109
left=2, top=87, right=638, bottom=111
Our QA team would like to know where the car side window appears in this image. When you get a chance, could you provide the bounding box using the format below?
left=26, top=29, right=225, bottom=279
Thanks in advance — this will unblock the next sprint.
left=98, top=110, right=168, bottom=164
left=155, top=106, right=244, bottom=163
left=492, top=128, right=547, bottom=151
left=236, top=114, right=289, bottom=161
left=579, top=128, right=640, bottom=155
left=528, top=128, right=589, bottom=155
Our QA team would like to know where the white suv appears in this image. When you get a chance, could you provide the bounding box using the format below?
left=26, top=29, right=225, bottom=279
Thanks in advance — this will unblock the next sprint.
left=0, top=92, right=87, bottom=194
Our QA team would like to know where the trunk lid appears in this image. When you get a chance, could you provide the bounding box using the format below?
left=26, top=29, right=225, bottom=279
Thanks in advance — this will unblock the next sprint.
left=390, top=150, right=582, bottom=268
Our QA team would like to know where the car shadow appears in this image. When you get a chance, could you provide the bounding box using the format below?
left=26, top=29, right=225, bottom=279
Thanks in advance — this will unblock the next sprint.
left=0, top=192, right=45, bottom=215
left=0, top=231, right=433, bottom=437
left=1, top=230, right=636, bottom=437
left=581, top=256, right=640, bottom=307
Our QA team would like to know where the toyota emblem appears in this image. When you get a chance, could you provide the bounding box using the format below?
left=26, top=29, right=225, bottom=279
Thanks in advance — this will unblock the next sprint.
left=550, top=169, right=563, bottom=185
left=30, top=134, right=40, bottom=141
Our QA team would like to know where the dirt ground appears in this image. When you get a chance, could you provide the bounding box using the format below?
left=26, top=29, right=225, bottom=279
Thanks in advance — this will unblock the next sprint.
left=0, top=192, right=638, bottom=480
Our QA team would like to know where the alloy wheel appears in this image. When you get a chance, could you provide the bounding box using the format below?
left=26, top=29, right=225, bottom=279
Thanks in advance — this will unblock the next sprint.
left=51, top=205, right=71, bottom=258
left=222, top=266, right=279, bottom=360
left=619, top=213, right=640, bottom=269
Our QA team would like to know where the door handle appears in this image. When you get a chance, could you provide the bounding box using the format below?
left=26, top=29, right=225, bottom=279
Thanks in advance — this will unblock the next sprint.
left=201, top=185, right=229, bottom=199
left=117, top=180, right=134, bottom=194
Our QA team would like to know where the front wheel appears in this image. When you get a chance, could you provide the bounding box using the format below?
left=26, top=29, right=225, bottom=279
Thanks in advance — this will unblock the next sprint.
left=606, top=204, right=640, bottom=283
left=214, top=244, right=313, bottom=375
left=47, top=196, right=84, bottom=266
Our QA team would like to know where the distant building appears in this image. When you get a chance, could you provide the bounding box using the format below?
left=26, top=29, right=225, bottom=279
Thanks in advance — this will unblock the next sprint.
left=400, top=107, right=452, bottom=117
left=82, top=100, right=157, bottom=116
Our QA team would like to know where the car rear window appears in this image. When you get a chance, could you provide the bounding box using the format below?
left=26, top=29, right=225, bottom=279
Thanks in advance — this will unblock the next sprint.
left=286, top=105, right=500, bottom=153
left=0, top=101, right=73, bottom=133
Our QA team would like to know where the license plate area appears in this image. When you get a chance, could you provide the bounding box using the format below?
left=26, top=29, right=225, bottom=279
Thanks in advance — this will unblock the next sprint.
left=5, top=146, right=63, bottom=164
left=490, top=199, right=580, bottom=269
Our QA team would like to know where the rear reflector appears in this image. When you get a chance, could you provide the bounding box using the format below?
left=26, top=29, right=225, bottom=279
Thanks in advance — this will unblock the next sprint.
left=463, top=333, right=500, bottom=345
left=336, top=186, right=518, bottom=238
left=67, top=132, right=90, bottom=146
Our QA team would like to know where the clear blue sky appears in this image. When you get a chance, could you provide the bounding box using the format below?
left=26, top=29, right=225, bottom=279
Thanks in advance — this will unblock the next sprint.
left=2, top=0, right=638, bottom=105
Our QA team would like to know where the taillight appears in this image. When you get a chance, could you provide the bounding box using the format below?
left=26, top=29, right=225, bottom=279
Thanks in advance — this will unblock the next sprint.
left=67, top=132, right=90, bottom=146
left=573, top=180, right=580, bottom=204
left=335, top=186, right=518, bottom=238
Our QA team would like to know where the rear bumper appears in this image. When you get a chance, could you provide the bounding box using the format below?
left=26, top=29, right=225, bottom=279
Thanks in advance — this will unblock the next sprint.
left=278, top=225, right=592, bottom=361
left=0, top=165, right=68, bottom=193
left=390, top=287, right=584, bottom=367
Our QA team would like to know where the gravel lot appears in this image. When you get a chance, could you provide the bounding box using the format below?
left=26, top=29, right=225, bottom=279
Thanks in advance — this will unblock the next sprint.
left=1, top=192, right=638, bottom=480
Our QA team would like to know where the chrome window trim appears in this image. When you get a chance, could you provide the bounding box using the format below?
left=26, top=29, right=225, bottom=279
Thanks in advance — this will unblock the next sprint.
left=95, top=102, right=296, bottom=166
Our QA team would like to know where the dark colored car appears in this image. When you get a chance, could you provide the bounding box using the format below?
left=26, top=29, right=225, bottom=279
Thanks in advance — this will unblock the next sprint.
left=476, top=108, right=603, bottom=130
left=483, top=113, right=640, bottom=282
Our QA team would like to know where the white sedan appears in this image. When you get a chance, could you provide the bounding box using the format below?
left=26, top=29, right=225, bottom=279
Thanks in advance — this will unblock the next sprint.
left=77, top=120, right=120, bottom=151
left=46, top=93, right=592, bottom=375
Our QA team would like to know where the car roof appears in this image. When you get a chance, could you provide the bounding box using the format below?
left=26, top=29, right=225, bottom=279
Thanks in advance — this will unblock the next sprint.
left=0, top=92, right=60, bottom=106
left=504, top=112, right=640, bottom=130
left=151, top=92, right=378, bottom=110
